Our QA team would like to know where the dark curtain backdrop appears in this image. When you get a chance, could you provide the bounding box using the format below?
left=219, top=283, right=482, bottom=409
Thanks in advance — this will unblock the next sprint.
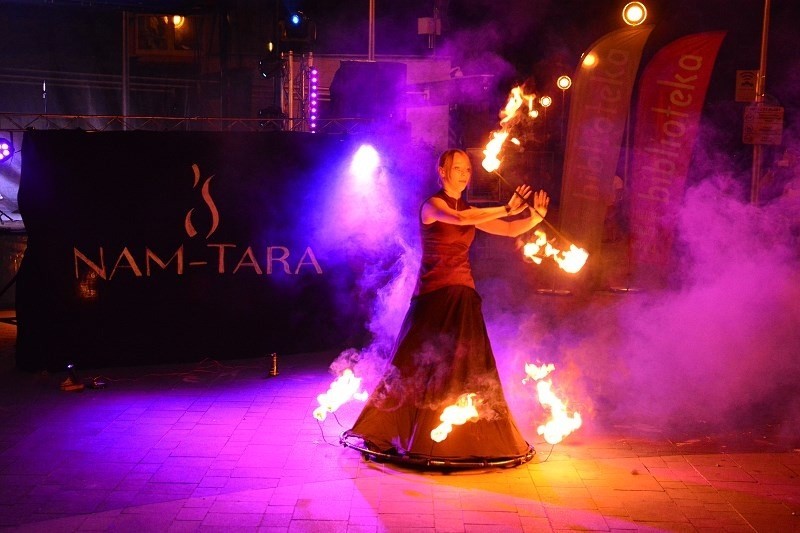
left=16, top=130, right=376, bottom=371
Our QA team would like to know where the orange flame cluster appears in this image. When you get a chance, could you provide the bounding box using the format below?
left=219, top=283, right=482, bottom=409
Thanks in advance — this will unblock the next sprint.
left=521, top=230, right=589, bottom=274
left=313, top=369, right=369, bottom=421
left=430, top=393, right=479, bottom=443
left=523, top=363, right=582, bottom=445
left=482, top=86, right=539, bottom=173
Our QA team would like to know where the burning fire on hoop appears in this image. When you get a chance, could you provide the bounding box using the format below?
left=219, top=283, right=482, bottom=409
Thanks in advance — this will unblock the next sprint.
left=481, top=86, right=589, bottom=274
left=430, top=392, right=480, bottom=443
left=523, top=362, right=582, bottom=444
left=313, top=368, right=369, bottom=421
left=428, top=361, right=583, bottom=446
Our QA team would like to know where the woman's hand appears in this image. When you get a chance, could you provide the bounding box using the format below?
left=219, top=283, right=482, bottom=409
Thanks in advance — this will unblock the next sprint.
left=530, top=189, right=550, bottom=218
left=507, top=184, right=532, bottom=215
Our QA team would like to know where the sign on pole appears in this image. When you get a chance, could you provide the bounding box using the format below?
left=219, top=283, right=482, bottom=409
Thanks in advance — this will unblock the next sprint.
left=743, top=104, right=784, bottom=145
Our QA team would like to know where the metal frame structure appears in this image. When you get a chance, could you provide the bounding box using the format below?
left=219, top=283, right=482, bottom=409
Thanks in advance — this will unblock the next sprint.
left=0, top=113, right=371, bottom=134
left=281, top=52, right=315, bottom=132
left=340, top=431, right=536, bottom=470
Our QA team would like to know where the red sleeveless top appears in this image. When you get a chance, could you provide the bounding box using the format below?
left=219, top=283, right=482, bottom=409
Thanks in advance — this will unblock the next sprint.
left=415, top=190, right=476, bottom=296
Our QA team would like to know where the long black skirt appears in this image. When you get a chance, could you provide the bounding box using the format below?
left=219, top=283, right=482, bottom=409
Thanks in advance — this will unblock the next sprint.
left=347, top=285, right=531, bottom=461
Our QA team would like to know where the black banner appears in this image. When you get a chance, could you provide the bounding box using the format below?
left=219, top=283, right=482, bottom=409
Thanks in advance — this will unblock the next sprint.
left=16, top=130, right=385, bottom=371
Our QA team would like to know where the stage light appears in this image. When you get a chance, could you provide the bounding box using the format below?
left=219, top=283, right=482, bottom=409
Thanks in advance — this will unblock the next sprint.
left=622, top=2, right=647, bottom=26
left=309, top=67, right=319, bottom=132
left=539, top=95, right=552, bottom=108
left=161, top=15, right=185, bottom=29
left=0, top=137, right=13, bottom=164
left=283, top=11, right=312, bottom=40
left=556, top=76, right=572, bottom=145
left=350, top=144, right=380, bottom=184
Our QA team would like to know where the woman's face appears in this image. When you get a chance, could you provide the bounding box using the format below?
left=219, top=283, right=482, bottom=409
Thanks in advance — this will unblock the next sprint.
left=439, top=151, right=472, bottom=193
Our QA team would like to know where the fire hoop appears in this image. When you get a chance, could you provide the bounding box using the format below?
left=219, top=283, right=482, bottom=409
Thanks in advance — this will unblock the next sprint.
left=339, top=431, right=536, bottom=470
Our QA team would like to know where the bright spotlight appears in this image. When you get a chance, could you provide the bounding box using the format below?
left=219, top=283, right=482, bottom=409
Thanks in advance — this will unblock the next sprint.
left=622, top=2, right=647, bottom=26
left=556, top=75, right=572, bottom=90
left=350, top=145, right=381, bottom=184
left=539, top=95, right=552, bottom=108
left=281, top=10, right=314, bottom=47
left=0, top=137, right=13, bottom=164
left=162, top=15, right=185, bottom=28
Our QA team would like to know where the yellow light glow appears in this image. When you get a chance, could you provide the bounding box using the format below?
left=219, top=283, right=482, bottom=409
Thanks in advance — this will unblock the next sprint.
left=556, top=75, right=572, bottom=90
left=163, top=15, right=186, bottom=28
left=622, top=2, right=647, bottom=26
left=539, top=95, right=552, bottom=108
left=582, top=54, right=597, bottom=67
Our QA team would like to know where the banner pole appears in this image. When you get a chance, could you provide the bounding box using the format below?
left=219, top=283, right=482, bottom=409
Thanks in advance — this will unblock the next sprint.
left=751, top=0, right=771, bottom=205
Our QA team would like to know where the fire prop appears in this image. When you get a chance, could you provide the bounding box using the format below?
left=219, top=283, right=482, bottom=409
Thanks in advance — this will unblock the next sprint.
left=313, top=369, right=368, bottom=421
left=522, top=230, right=589, bottom=274
left=481, top=86, right=589, bottom=274
left=430, top=393, right=479, bottom=442
left=523, top=363, right=582, bottom=445
left=482, top=86, right=537, bottom=173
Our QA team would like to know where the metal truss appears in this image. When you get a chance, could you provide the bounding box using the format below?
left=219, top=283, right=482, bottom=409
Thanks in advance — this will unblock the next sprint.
left=280, top=52, right=313, bottom=133
left=0, top=113, right=373, bottom=134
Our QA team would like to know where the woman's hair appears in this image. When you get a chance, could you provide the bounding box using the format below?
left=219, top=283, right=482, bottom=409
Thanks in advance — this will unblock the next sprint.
left=437, top=149, right=468, bottom=172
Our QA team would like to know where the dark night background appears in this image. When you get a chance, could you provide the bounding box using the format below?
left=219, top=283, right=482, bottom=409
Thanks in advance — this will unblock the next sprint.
left=1, top=0, right=798, bottom=190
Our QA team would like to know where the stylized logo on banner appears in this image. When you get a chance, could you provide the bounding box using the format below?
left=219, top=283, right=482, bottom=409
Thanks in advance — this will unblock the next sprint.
left=185, top=163, right=220, bottom=239
left=558, top=25, right=653, bottom=259
left=628, top=31, right=726, bottom=288
left=73, top=163, right=323, bottom=281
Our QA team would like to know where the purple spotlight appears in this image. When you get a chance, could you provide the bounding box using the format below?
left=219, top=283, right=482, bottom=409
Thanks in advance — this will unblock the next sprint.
left=0, top=138, right=12, bottom=163
left=349, top=144, right=380, bottom=185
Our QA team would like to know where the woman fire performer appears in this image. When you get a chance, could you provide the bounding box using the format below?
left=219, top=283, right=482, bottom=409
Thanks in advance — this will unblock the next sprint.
left=344, top=149, right=550, bottom=463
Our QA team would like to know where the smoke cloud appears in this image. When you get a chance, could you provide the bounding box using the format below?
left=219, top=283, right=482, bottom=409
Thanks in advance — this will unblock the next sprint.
left=483, top=165, right=800, bottom=447
left=313, top=0, right=800, bottom=449
left=326, top=133, right=800, bottom=450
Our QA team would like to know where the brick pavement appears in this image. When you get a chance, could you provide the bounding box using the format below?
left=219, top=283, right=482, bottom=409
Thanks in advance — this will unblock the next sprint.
left=0, top=310, right=798, bottom=532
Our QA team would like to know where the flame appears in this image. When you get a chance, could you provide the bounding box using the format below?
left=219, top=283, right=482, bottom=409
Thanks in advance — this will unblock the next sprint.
left=312, top=369, right=368, bottom=421
left=430, top=393, right=479, bottom=443
left=482, top=131, right=508, bottom=173
left=553, top=244, right=589, bottom=274
left=523, top=362, right=554, bottom=383
left=536, top=380, right=583, bottom=444
left=523, top=362, right=582, bottom=445
left=481, top=86, right=539, bottom=173
left=521, top=230, right=588, bottom=273
left=500, top=86, right=526, bottom=124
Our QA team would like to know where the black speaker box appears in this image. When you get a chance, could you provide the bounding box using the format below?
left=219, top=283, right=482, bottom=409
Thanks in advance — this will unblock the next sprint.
left=329, top=60, right=407, bottom=121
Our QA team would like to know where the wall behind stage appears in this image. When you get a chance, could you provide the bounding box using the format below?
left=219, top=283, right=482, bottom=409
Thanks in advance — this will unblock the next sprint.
left=16, top=130, right=415, bottom=372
